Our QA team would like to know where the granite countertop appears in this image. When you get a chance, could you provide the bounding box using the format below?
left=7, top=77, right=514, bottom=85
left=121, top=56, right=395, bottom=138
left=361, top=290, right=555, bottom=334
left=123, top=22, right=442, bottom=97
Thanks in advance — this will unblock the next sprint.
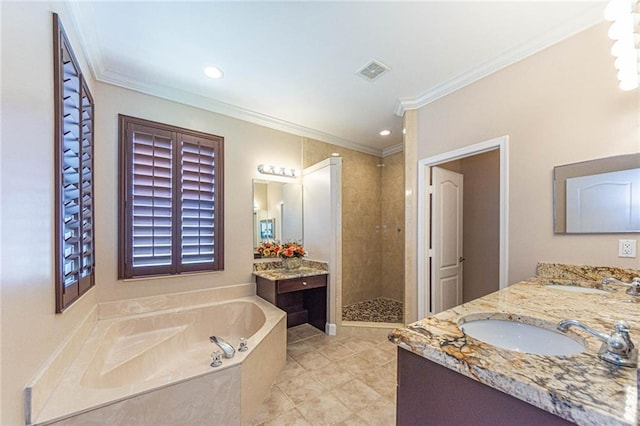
left=389, top=264, right=639, bottom=426
left=253, top=267, right=329, bottom=281
left=253, top=259, right=329, bottom=281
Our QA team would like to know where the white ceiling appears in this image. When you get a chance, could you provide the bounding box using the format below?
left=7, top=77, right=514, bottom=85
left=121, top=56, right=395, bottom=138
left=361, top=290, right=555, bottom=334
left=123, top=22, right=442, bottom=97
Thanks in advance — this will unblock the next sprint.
left=68, top=1, right=605, bottom=156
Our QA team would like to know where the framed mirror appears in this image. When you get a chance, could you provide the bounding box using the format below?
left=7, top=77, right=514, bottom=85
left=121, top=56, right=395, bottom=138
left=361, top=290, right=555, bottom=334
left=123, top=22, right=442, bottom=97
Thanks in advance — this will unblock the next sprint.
left=554, top=153, right=640, bottom=233
left=253, top=179, right=303, bottom=251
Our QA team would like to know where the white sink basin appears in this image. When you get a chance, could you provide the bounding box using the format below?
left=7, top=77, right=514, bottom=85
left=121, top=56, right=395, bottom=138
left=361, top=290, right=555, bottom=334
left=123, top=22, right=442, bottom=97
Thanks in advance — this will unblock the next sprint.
left=545, top=284, right=608, bottom=295
left=460, top=318, right=585, bottom=356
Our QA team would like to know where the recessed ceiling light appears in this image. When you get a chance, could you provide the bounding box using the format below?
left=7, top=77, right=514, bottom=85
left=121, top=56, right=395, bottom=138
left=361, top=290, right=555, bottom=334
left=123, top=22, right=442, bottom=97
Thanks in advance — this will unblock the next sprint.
left=204, top=66, right=223, bottom=79
left=379, top=129, right=392, bottom=136
left=331, top=152, right=341, bottom=157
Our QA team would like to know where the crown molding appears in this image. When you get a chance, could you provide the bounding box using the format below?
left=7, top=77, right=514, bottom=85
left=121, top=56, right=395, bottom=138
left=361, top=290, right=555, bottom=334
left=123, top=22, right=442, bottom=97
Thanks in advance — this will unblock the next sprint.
left=382, top=143, right=404, bottom=157
left=394, top=4, right=605, bottom=116
left=66, top=1, right=383, bottom=157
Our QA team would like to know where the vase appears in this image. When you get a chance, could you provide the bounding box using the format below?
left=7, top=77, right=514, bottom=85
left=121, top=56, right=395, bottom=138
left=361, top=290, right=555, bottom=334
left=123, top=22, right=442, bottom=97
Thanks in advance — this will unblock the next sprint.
left=282, top=257, right=302, bottom=270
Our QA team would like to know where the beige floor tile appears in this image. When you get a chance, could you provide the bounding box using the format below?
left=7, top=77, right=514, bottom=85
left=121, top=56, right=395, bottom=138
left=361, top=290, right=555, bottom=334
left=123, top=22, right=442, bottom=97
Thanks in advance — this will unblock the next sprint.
left=333, top=414, right=370, bottom=426
left=294, top=324, right=324, bottom=339
left=288, top=329, right=304, bottom=344
left=329, top=378, right=382, bottom=412
left=318, top=342, right=357, bottom=361
left=355, top=369, right=396, bottom=402
left=277, top=356, right=307, bottom=384
left=355, top=398, right=396, bottom=426
left=340, top=338, right=380, bottom=354
left=291, top=350, right=332, bottom=371
left=287, top=340, right=316, bottom=358
left=336, top=353, right=379, bottom=377
left=277, top=373, right=326, bottom=405
left=259, top=408, right=311, bottom=426
left=296, top=393, right=353, bottom=425
left=367, top=347, right=395, bottom=365
left=303, top=333, right=344, bottom=349
left=251, top=385, right=295, bottom=425
left=309, top=364, right=354, bottom=388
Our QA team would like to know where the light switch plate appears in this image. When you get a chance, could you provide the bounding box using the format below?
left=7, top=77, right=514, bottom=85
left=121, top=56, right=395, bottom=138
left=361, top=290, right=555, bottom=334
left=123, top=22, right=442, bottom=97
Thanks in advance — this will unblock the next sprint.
left=618, top=239, right=637, bottom=258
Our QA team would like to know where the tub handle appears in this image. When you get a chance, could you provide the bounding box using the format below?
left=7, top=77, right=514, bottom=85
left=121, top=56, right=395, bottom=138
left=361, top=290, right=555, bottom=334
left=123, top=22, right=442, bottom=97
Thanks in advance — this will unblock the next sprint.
left=211, top=351, right=223, bottom=367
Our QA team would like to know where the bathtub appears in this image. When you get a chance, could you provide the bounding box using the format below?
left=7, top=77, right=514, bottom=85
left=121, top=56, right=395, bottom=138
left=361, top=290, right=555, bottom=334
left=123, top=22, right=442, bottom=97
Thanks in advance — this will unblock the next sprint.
left=27, top=294, right=286, bottom=426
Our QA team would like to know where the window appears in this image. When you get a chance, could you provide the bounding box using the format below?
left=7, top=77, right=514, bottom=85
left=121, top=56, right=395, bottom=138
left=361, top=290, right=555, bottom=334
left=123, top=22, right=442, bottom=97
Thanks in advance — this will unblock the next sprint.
left=118, top=115, right=224, bottom=279
left=54, top=13, right=95, bottom=312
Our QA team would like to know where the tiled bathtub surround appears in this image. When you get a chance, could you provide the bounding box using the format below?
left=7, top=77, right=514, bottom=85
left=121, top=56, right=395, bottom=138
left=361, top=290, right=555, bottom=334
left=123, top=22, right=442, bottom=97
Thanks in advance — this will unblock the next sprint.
left=26, top=285, right=286, bottom=425
left=389, top=263, right=639, bottom=426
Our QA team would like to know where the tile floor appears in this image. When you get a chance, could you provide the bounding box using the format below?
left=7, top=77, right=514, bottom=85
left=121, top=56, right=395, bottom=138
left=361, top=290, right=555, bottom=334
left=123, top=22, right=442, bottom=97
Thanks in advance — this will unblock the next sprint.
left=250, top=324, right=398, bottom=425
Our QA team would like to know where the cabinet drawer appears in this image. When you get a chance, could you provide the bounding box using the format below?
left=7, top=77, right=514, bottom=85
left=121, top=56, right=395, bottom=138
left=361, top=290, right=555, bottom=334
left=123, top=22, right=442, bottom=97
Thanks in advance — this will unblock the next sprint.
left=277, top=275, right=327, bottom=294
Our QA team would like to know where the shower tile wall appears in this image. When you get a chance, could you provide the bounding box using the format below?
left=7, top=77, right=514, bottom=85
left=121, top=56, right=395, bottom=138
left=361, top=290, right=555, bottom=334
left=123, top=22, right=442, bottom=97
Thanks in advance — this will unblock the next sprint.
left=380, top=151, right=404, bottom=302
left=303, top=138, right=403, bottom=307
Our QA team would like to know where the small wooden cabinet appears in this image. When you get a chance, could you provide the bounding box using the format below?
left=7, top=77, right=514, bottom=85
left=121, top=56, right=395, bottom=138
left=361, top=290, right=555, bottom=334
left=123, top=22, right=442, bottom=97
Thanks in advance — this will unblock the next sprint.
left=256, top=273, right=327, bottom=331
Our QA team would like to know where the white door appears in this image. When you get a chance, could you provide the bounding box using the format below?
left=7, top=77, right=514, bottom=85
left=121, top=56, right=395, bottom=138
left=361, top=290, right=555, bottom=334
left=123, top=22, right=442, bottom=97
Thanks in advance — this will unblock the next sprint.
left=431, top=167, right=464, bottom=314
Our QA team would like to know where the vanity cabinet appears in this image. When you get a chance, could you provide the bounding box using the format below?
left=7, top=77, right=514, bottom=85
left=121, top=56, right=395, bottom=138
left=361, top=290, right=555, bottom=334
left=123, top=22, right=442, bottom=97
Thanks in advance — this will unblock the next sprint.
left=396, top=348, right=573, bottom=425
left=255, top=273, right=327, bottom=331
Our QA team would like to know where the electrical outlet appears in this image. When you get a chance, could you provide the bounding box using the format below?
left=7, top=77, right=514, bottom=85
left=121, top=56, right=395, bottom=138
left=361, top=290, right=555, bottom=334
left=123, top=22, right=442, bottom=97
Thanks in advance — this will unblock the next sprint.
left=618, top=239, right=637, bottom=258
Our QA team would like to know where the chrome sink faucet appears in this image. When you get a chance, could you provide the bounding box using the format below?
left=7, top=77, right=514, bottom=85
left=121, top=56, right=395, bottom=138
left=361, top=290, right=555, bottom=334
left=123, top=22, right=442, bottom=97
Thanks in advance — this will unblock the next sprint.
left=557, top=319, right=637, bottom=368
left=601, top=277, right=640, bottom=296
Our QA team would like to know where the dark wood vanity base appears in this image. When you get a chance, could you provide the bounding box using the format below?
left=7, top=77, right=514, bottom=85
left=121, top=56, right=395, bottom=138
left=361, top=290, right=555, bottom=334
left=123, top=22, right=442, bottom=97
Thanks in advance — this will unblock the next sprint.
left=396, top=348, right=573, bottom=425
left=256, top=273, right=327, bottom=331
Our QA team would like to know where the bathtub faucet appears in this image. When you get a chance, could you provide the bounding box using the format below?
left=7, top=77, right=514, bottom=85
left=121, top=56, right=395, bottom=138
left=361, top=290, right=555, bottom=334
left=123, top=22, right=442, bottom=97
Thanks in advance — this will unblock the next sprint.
left=210, top=336, right=236, bottom=359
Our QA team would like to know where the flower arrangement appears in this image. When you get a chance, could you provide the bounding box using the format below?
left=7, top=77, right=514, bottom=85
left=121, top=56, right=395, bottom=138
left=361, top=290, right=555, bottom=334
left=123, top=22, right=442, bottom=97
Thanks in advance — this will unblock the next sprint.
left=256, top=241, right=280, bottom=258
left=256, top=241, right=306, bottom=259
left=278, top=242, right=306, bottom=259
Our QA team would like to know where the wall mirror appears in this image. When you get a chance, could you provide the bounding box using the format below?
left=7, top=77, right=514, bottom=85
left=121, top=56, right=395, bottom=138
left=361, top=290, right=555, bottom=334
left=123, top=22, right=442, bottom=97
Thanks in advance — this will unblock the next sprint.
left=253, top=179, right=303, bottom=250
left=554, top=153, right=640, bottom=233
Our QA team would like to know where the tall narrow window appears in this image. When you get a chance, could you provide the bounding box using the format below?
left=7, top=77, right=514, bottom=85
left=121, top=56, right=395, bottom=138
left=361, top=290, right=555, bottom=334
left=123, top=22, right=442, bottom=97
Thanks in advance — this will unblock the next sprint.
left=54, top=14, right=95, bottom=312
left=118, top=115, right=224, bottom=279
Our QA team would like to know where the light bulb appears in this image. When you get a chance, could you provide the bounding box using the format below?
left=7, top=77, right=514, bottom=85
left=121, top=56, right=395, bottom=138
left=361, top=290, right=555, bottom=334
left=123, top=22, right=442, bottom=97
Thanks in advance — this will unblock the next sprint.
left=604, top=0, right=632, bottom=22
left=611, top=36, right=635, bottom=57
left=619, top=78, right=639, bottom=90
left=608, top=14, right=634, bottom=40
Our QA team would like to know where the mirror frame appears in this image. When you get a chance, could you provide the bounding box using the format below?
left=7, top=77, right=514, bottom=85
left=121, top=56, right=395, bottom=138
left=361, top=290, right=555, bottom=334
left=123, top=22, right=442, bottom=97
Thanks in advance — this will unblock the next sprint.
left=553, top=153, right=640, bottom=234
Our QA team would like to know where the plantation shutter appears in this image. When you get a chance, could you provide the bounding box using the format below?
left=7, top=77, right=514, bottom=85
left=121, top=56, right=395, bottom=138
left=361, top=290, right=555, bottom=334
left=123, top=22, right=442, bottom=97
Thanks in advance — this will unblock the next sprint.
left=180, top=134, right=219, bottom=271
left=119, top=115, right=224, bottom=279
left=55, top=13, right=95, bottom=312
left=126, top=123, right=174, bottom=277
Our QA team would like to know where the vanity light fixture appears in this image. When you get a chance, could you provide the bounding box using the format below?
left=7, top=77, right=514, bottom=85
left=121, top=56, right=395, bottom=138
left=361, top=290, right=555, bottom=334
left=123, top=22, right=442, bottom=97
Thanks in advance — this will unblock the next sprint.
left=605, top=0, right=639, bottom=90
left=379, top=129, right=392, bottom=136
left=257, top=164, right=297, bottom=178
left=204, top=65, right=224, bottom=79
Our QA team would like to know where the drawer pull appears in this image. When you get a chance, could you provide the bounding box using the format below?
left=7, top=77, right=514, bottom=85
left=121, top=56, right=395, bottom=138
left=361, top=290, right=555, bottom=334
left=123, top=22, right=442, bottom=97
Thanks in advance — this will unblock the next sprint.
left=302, top=281, right=308, bottom=286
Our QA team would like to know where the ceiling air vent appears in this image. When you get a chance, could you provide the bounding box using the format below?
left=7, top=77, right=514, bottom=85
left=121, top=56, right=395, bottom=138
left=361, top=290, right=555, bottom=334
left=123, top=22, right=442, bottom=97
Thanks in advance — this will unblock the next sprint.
left=357, top=59, right=391, bottom=82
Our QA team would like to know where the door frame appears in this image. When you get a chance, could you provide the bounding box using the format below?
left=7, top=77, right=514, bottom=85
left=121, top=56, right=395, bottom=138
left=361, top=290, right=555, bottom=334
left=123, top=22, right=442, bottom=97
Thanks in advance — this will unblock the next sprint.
left=417, top=136, right=509, bottom=318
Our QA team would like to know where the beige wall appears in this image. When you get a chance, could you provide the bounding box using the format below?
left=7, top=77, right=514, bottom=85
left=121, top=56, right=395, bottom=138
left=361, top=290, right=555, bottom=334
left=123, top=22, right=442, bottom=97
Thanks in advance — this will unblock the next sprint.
left=381, top=152, right=405, bottom=302
left=1, top=3, right=98, bottom=425
left=94, top=83, right=302, bottom=302
left=459, top=150, right=500, bottom=302
left=414, top=23, right=640, bottom=285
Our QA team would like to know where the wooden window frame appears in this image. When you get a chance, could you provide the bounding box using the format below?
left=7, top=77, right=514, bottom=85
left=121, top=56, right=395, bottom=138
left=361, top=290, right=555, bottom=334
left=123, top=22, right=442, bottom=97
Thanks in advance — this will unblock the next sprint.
left=118, top=115, right=225, bottom=279
left=54, top=13, right=95, bottom=312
